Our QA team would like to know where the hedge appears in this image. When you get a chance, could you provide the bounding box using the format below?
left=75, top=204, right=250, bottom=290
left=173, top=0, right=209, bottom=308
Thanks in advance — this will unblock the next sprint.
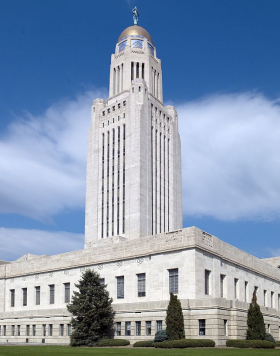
left=155, top=339, right=215, bottom=348
left=275, top=341, right=280, bottom=347
left=226, top=340, right=275, bottom=349
left=133, top=340, right=154, bottom=347
left=98, top=339, right=130, bottom=347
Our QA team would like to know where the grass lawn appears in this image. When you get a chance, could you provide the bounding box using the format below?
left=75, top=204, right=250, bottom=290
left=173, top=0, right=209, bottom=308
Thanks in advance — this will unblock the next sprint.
left=0, top=346, right=279, bottom=356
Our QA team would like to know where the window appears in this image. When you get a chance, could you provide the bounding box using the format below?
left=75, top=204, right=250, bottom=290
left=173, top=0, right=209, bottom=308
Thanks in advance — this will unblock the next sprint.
left=42, top=324, right=46, bottom=337
left=3, top=325, right=6, bottom=336
left=254, top=286, right=258, bottom=294
left=169, top=268, right=178, bottom=294
left=199, top=319, right=206, bottom=336
left=234, top=278, right=239, bottom=299
left=146, top=321, right=151, bottom=336
left=224, top=320, right=228, bottom=336
left=271, top=292, right=274, bottom=308
left=117, top=276, right=124, bottom=299
left=205, top=270, right=211, bottom=295
left=100, top=278, right=105, bottom=286
left=49, top=284, right=55, bottom=304
left=32, top=325, right=36, bottom=336
left=116, top=322, right=121, bottom=336
left=156, top=321, right=162, bottom=332
left=264, top=290, right=267, bottom=306
left=137, top=273, right=146, bottom=297
left=49, top=324, right=53, bottom=336
left=35, top=286, right=40, bottom=305
left=220, top=275, right=225, bottom=298
left=10, top=289, right=15, bottom=307
left=26, top=325, right=30, bottom=336
left=11, top=325, right=15, bottom=336
left=135, top=321, right=141, bottom=336
left=125, top=322, right=131, bottom=336
left=17, top=325, right=20, bottom=336
left=59, top=324, right=64, bottom=336
left=22, top=288, right=27, bottom=306
left=278, top=294, right=280, bottom=311
left=64, top=283, right=70, bottom=303
left=67, top=324, right=71, bottom=336
left=245, top=281, right=248, bottom=302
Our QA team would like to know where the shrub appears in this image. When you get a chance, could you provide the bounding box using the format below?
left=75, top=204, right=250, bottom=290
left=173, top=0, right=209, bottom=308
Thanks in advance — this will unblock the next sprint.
left=98, top=339, right=130, bottom=347
left=155, top=339, right=215, bottom=348
left=166, top=293, right=185, bottom=340
left=276, top=341, right=280, bottom=347
left=226, top=339, right=275, bottom=349
left=265, top=333, right=275, bottom=343
left=154, top=329, right=168, bottom=343
left=133, top=340, right=154, bottom=347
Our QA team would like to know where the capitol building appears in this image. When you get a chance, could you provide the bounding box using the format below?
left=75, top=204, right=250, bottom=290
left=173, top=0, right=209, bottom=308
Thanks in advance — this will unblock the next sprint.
left=0, top=14, right=280, bottom=346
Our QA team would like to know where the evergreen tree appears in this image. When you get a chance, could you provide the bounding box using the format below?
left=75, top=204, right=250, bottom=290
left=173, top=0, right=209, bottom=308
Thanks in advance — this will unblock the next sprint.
left=67, top=269, right=114, bottom=346
left=246, top=290, right=266, bottom=340
left=165, top=293, right=185, bottom=340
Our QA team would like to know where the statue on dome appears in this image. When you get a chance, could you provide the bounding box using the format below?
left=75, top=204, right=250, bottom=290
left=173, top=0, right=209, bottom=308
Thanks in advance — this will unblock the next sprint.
left=132, top=7, right=139, bottom=25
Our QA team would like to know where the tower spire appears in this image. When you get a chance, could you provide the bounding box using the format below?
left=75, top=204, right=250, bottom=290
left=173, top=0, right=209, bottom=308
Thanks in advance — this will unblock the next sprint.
left=132, top=7, right=139, bottom=25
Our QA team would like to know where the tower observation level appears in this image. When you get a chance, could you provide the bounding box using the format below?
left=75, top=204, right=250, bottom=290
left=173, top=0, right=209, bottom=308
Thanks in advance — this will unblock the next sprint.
left=85, top=9, right=182, bottom=247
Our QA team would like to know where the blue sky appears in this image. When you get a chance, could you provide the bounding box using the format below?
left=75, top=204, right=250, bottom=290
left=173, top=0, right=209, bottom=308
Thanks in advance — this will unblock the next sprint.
left=1, top=0, right=280, bottom=260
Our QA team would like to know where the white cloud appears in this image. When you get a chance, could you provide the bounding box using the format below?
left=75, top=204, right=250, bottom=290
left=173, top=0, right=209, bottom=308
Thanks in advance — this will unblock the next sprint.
left=0, top=228, right=84, bottom=261
left=1, top=90, right=280, bottom=231
left=178, top=92, right=280, bottom=221
left=0, top=89, right=107, bottom=222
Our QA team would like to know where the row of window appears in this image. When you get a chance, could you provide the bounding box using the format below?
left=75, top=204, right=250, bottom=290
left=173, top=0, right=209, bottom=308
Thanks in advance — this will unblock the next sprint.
left=102, top=113, right=125, bottom=128
left=10, top=283, right=70, bottom=307
left=114, top=319, right=227, bottom=337
left=0, top=324, right=71, bottom=337
left=205, top=270, right=280, bottom=309
left=102, top=101, right=126, bottom=117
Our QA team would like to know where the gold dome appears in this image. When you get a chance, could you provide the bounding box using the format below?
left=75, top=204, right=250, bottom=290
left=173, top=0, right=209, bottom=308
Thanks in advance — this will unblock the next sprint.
left=118, top=25, right=153, bottom=44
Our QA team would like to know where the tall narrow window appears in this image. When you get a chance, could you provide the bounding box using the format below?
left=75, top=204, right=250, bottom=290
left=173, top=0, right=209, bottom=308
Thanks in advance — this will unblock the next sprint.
left=234, top=278, right=239, bottom=299
left=125, top=322, right=131, bottom=336
left=67, top=324, right=72, bottom=336
left=167, top=138, right=170, bottom=231
left=271, top=291, right=274, bottom=308
left=3, top=325, right=6, bottom=336
left=35, top=286, right=40, bottom=305
left=224, top=320, right=228, bottom=336
left=135, top=321, right=141, bottom=336
left=155, top=129, right=158, bottom=233
left=42, top=324, right=46, bottom=337
left=264, top=290, right=267, bottom=306
left=117, top=126, right=120, bottom=235
left=136, top=62, right=139, bottom=78
left=220, top=274, right=225, bottom=298
left=106, top=131, right=110, bottom=237
left=101, top=133, right=105, bottom=238
left=116, top=322, right=121, bottom=336
left=156, top=321, right=162, bottom=332
left=137, top=273, right=146, bottom=297
left=11, top=325, right=15, bottom=336
left=142, top=63, right=145, bottom=79
left=49, top=284, right=55, bottom=304
left=151, top=123, right=154, bottom=235
left=164, top=135, right=166, bottom=231
left=245, top=281, right=248, bottom=302
left=59, top=324, right=64, bottom=336
left=32, top=325, right=36, bottom=336
left=17, top=325, right=20, bottom=336
left=122, top=124, right=125, bottom=234
left=169, top=268, right=178, bottom=294
left=100, top=278, right=105, bottom=286
left=22, top=288, right=27, bottom=306
left=49, top=324, right=53, bottom=336
left=146, top=321, right=151, bottom=336
left=278, top=294, right=280, bottom=311
left=26, top=325, right=30, bottom=336
left=117, top=276, right=124, bottom=299
left=159, top=132, right=162, bottom=233
left=199, top=319, right=206, bottom=335
left=205, top=270, right=211, bottom=295
left=112, top=128, right=115, bottom=236
left=10, top=289, right=15, bottom=307
left=131, top=62, right=134, bottom=81
left=64, top=283, right=70, bottom=303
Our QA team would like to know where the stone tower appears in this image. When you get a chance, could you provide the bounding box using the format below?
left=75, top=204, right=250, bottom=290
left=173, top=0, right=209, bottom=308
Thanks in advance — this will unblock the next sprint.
left=85, top=21, right=182, bottom=247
